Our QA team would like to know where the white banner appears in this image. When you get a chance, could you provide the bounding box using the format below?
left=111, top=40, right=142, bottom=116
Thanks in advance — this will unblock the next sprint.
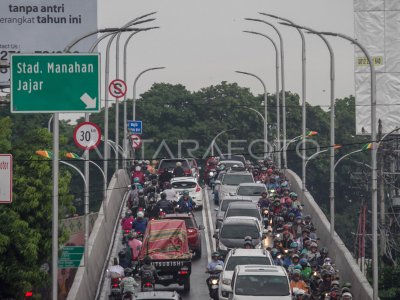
left=0, top=154, right=12, bottom=203
left=354, top=0, right=400, bottom=134
left=0, top=0, right=97, bottom=84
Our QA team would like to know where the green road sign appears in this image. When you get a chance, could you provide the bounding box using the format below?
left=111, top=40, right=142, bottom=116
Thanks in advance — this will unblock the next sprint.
left=11, top=53, right=100, bottom=113
left=58, top=246, right=84, bottom=269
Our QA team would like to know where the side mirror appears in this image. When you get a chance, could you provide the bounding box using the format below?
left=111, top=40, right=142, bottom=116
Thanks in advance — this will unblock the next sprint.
left=199, top=225, right=205, bottom=230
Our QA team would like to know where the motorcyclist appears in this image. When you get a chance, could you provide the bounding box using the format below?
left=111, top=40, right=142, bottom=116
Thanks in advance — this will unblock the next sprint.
left=173, top=161, right=186, bottom=177
left=177, top=190, right=196, bottom=213
left=270, top=248, right=283, bottom=266
left=120, top=268, right=139, bottom=297
left=258, top=192, right=270, bottom=209
left=137, top=190, right=146, bottom=210
left=267, top=176, right=279, bottom=190
left=107, top=257, right=125, bottom=278
left=121, top=210, right=135, bottom=231
left=145, top=179, right=159, bottom=198
left=206, top=252, right=224, bottom=272
left=127, top=232, right=142, bottom=261
left=132, top=177, right=143, bottom=191
left=287, top=253, right=301, bottom=274
left=132, top=211, right=148, bottom=235
left=243, top=236, right=255, bottom=249
left=299, top=258, right=312, bottom=281
left=304, top=215, right=316, bottom=232
left=290, top=269, right=309, bottom=294
left=158, top=168, right=173, bottom=189
left=140, top=255, right=158, bottom=285
left=206, top=264, right=223, bottom=298
left=155, top=192, right=174, bottom=214
left=318, top=270, right=333, bottom=298
left=118, top=249, right=131, bottom=269
left=163, top=182, right=177, bottom=202
left=292, top=216, right=305, bottom=239
left=131, top=166, right=146, bottom=185
left=307, top=242, right=321, bottom=268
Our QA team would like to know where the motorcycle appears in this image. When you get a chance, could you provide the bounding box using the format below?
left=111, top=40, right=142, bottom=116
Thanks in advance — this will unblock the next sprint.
left=206, top=270, right=222, bottom=300
left=109, top=276, right=122, bottom=300
left=261, top=208, right=271, bottom=229
left=205, top=169, right=216, bottom=187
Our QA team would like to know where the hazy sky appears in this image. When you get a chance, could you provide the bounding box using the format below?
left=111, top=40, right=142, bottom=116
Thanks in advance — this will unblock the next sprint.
left=97, top=0, right=354, bottom=109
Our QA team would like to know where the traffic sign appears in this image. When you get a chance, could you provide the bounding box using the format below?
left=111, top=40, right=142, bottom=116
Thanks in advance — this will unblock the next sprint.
left=130, top=134, right=142, bottom=149
left=108, top=79, right=127, bottom=98
left=0, top=154, right=12, bottom=204
left=11, top=53, right=100, bottom=113
left=128, top=120, right=143, bottom=134
left=58, top=246, right=84, bottom=269
left=73, top=122, right=102, bottom=150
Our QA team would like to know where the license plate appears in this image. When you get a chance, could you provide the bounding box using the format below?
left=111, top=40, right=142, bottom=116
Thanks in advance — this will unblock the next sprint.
left=161, top=275, right=173, bottom=280
left=211, top=285, right=219, bottom=289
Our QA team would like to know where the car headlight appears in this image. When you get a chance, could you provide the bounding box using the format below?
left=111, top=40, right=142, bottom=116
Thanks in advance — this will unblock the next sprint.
left=211, top=279, right=218, bottom=285
left=222, top=278, right=231, bottom=285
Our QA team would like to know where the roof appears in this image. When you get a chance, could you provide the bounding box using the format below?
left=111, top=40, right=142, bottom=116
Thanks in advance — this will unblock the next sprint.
left=222, top=216, right=259, bottom=225
left=235, top=265, right=288, bottom=276
left=171, top=177, right=197, bottom=183
left=228, top=248, right=272, bottom=258
left=226, top=201, right=259, bottom=209
left=237, top=183, right=267, bottom=188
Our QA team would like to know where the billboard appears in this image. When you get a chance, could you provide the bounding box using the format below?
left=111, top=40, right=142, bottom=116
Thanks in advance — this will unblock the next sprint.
left=0, top=0, right=97, bottom=84
left=354, top=0, right=400, bottom=134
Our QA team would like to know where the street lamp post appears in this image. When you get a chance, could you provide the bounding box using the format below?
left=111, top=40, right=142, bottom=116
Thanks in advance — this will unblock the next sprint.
left=243, top=31, right=281, bottom=168
left=260, top=13, right=307, bottom=191
left=211, top=128, right=237, bottom=157
left=244, top=17, right=287, bottom=168
left=280, top=22, right=336, bottom=240
left=318, top=31, right=377, bottom=300
left=235, top=71, right=268, bottom=158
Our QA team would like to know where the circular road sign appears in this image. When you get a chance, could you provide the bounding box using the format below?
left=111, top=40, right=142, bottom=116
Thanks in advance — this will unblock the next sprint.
left=109, top=79, right=127, bottom=98
left=73, top=122, right=102, bottom=150
left=130, top=134, right=142, bottom=149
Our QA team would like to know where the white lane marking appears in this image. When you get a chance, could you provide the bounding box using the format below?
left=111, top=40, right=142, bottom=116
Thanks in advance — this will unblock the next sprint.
left=202, top=188, right=212, bottom=262
left=204, top=187, right=215, bottom=252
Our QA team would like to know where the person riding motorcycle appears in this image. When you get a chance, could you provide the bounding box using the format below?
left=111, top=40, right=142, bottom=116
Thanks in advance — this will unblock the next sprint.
left=107, top=257, right=125, bottom=278
left=290, top=269, right=309, bottom=294
left=258, top=192, right=270, bottom=209
left=137, top=190, right=146, bottom=210
left=140, top=255, right=159, bottom=286
left=127, top=232, right=142, bottom=261
left=155, top=192, right=174, bottom=214
left=299, top=258, right=312, bottom=280
left=163, top=182, right=177, bottom=202
left=131, top=166, right=146, bottom=185
left=121, top=210, right=135, bottom=231
left=318, top=270, right=334, bottom=299
left=206, top=252, right=224, bottom=272
left=270, top=248, right=283, bottom=266
left=173, top=161, right=186, bottom=177
left=243, top=236, right=255, bottom=249
left=132, top=211, right=148, bottom=235
left=120, top=267, right=139, bottom=297
left=307, top=242, right=321, bottom=268
left=177, top=190, right=196, bottom=213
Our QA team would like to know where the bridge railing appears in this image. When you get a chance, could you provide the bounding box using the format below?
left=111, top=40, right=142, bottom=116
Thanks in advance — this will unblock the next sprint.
left=67, top=169, right=130, bottom=300
left=285, top=169, right=374, bottom=300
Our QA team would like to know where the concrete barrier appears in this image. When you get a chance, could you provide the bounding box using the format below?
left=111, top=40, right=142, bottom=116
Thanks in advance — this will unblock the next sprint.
left=67, top=169, right=130, bottom=300
left=285, top=169, right=374, bottom=300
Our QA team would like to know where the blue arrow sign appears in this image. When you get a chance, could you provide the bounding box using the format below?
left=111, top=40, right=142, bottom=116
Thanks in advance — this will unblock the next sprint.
left=128, top=120, right=142, bottom=134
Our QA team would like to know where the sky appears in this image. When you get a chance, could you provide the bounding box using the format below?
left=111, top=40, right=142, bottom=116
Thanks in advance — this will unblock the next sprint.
left=97, top=0, right=354, bottom=110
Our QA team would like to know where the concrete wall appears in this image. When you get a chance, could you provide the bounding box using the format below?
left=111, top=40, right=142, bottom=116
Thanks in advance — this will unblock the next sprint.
left=67, top=169, right=130, bottom=300
left=285, top=169, right=374, bottom=300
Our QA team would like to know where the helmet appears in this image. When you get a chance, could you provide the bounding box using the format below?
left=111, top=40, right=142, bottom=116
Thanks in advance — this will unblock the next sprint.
left=274, top=200, right=281, bottom=207
left=299, top=258, right=308, bottom=266
left=310, top=242, right=318, bottom=248
left=138, top=190, right=144, bottom=195
left=320, top=247, right=329, bottom=255
left=135, top=166, right=141, bottom=172
left=281, top=182, right=288, bottom=188
left=214, top=265, right=223, bottom=272
left=125, top=210, right=132, bottom=217
left=151, top=179, right=157, bottom=185
left=143, top=255, right=152, bottom=265
left=342, top=292, right=353, bottom=299
left=183, top=190, right=189, bottom=196
left=133, top=177, right=140, bottom=183
left=244, top=236, right=252, bottom=242
left=294, top=265, right=302, bottom=271
left=267, top=168, right=273, bottom=174
left=124, top=268, right=133, bottom=276
left=128, top=232, right=137, bottom=239
left=176, top=161, right=182, bottom=167
left=292, top=269, right=301, bottom=275
left=324, top=257, right=332, bottom=264
left=160, top=192, right=167, bottom=199
left=118, top=249, right=126, bottom=258
left=137, top=211, right=144, bottom=218
left=212, top=252, right=220, bottom=258
left=332, top=280, right=340, bottom=287
left=292, top=254, right=300, bottom=260
left=270, top=248, right=279, bottom=256
left=304, top=214, right=311, bottom=220
left=290, top=242, right=299, bottom=249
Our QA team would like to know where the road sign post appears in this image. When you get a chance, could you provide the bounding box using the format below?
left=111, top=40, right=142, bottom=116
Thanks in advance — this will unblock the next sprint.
left=58, top=246, right=84, bottom=269
left=73, top=122, right=102, bottom=150
left=11, top=53, right=100, bottom=113
left=109, top=79, right=127, bottom=98
left=0, top=154, right=12, bottom=204
left=128, top=120, right=143, bottom=134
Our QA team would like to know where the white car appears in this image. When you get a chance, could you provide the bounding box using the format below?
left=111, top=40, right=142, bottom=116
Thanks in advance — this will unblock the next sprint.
left=219, top=249, right=273, bottom=300
left=170, top=177, right=204, bottom=209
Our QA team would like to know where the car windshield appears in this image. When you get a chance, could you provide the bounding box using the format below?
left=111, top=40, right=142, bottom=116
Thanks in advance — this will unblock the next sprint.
left=159, top=160, right=190, bottom=170
left=220, top=224, right=259, bottom=239
left=221, top=200, right=249, bottom=211
left=235, top=275, right=290, bottom=296
left=222, top=174, right=253, bottom=186
left=221, top=161, right=244, bottom=168
left=226, top=256, right=271, bottom=271
left=166, top=217, right=194, bottom=229
left=237, top=186, right=266, bottom=196
left=226, top=208, right=260, bottom=220
left=172, top=181, right=196, bottom=189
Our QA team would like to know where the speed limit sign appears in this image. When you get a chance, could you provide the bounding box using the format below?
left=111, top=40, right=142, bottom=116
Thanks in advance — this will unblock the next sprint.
left=73, top=122, right=102, bottom=150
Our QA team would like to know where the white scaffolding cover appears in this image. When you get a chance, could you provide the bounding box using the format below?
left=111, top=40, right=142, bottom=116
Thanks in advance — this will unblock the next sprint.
left=354, top=0, right=400, bottom=134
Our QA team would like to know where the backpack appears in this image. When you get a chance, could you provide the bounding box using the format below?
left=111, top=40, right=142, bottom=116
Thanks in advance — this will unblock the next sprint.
left=141, top=265, right=155, bottom=283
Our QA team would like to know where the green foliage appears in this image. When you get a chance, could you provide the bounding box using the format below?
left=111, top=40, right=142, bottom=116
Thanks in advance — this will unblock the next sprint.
left=0, top=113, right=74, bottom=298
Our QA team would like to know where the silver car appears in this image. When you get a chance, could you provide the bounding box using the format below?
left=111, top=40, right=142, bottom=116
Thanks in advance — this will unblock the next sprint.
left=214, top=169, right=254, bottom=204
left=234, top=183, right=268, bottom=203
left=215, top=197, right=252, bottom=229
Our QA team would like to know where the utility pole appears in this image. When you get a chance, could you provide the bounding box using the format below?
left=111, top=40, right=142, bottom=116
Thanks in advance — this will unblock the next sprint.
left=378, top=119, right=386, bottom=257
